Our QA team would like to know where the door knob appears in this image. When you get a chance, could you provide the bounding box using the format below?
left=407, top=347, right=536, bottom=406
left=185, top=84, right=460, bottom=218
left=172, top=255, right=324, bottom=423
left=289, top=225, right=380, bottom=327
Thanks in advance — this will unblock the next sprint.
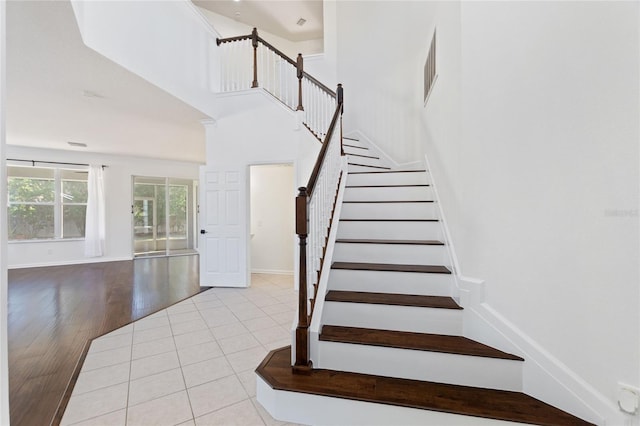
left=200, top=229, right=207, bottom=234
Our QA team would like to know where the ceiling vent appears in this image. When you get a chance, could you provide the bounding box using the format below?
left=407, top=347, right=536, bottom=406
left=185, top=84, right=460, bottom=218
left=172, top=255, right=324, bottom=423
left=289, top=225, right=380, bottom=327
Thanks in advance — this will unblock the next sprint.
left=296, top=18, right=306, bottom=26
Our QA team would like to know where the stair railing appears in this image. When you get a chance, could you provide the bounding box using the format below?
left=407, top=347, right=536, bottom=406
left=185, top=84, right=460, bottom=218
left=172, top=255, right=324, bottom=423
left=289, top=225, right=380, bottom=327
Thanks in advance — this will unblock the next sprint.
left=295, top=84, right=343, bottom=369
left=216, top=29, right=344, bottom=370
left=217, top=28, right=337, bottom=141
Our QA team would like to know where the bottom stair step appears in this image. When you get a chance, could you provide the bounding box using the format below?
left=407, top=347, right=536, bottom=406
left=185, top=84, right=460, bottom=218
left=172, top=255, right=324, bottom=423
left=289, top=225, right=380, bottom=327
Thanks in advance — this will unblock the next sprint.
left=320, top=325, right=524, bottom=360
left=256, top=346, right=593, bottom=426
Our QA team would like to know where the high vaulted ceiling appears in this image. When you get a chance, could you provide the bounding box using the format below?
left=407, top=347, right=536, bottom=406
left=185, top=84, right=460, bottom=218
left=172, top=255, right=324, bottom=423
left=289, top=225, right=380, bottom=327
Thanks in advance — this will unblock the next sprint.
left=7, top=1, right=208, bottom=163
left=194, top=0, right=323, bottom=42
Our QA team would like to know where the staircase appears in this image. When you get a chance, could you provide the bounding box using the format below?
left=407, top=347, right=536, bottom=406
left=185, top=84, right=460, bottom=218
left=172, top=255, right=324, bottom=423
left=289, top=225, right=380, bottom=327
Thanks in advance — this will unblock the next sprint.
left=257, top=137, right=593, bottom=425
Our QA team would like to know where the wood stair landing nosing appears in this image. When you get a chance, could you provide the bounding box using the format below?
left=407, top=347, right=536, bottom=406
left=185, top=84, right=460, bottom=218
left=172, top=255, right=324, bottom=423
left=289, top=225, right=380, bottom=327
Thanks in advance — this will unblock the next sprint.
left=348, top=163, right=392, bottom=170
left=325, top=290, right=462, bottom=310
left=332, top=262, right=451, bottom=274
left=256, top=347, right=594, bottom=426
left=348, top=169, right=427, bottom=175
left=319, top=325, right=524, bottom=361
left=335, top=238, right=444, bottom=246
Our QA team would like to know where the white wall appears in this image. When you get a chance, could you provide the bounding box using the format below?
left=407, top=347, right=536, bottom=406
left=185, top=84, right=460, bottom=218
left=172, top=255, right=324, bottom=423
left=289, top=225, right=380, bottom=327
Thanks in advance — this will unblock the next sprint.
left=416, top=1, right=639, bottom=423
left=250, top=164, right=295, bottom=274
left=0, top=1, right=9, bottom=423
left=201, top=90, right=319, bottom=287
left=6, top=146, right=201, bottom=268
left=71, top=0, right=221, bottom=117
left=335, top=1, right=437, bottom=164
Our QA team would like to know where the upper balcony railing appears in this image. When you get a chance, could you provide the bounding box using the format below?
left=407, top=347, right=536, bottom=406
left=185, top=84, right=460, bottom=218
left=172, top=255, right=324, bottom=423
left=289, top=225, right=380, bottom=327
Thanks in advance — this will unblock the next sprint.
left=216, top=29, right=344, bottom=370
left=217, top=28, right=337, bottom=141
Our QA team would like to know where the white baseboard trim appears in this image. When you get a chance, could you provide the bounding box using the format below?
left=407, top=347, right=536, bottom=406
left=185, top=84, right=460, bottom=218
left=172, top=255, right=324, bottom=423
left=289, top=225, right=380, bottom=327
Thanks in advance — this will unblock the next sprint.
left=459, top=276, right=617, bottom=426
left=251, top=269, right=294, bottom=275
left=8, top=256, right=133, bottom=269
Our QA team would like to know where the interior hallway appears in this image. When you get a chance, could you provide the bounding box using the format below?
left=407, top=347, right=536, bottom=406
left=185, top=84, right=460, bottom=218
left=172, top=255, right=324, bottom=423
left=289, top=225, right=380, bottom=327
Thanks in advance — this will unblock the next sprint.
left=8, top=256, right=201, bottom=426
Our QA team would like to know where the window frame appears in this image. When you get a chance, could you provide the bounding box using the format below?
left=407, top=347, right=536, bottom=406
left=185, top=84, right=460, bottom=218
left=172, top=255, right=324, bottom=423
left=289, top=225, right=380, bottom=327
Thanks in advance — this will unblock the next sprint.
left=7, top=164, right=89, bottom=242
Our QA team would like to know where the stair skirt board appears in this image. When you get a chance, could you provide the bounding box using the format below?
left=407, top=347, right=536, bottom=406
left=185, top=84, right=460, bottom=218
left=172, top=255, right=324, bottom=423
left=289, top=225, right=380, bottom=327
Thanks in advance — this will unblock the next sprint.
left=343, top=185, right=434, bottom=201
left=337, top=220, right=444, bottom=240
left=315, top=340, right=523, bottom=391
left=340, top=202, right=438, bottom=220
left=257, top=377, right=526, bottom=426
left=328, top=269, right=454, bottom=296
left=333, top=241, right=450, bottom=265
left=322, top=301, right=463, bottom=335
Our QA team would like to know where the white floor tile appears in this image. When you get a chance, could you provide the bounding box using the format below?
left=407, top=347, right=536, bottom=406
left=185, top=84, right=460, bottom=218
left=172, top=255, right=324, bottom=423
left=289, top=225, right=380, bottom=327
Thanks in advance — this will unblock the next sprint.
left=177, top=341, right=224, bottom=366
left=225, top=346, right=268, bottom=373
left=171, top=318, right=208, bottom=336
left=174, top=329, right=215, bottom=350
left=132, top=336, right=176, bottom=360
left=194, top=399, right=264, bottom=426
left=260, top=304, right=293, bottom=316
left=263, top=339, right=292, bottom=351
left=182, top=357, right=234, bottom=388
left=187, top=375, right=248, bottom=418
left=270, top=311, right=295, bottom=326
left=102, top=323, right=133, bottom=338
left=127, top=390, right=193, bottom=426
left=132, top=325, right=173, bottom=344
left=130, top=350, right=180, bottom=381
left=194, top=300, right=224, bottom=310
left=218, top=333, right=261, bottom=355
left=89, top=333, right=132, bottom=354
left=82, top=346, right=132, bottom=372
left=128, top=368, right=186, bottom=407
left=61, top=382, right=128, bottom=425
left=69, top=408, right=126, bottom=426
left=251, top=397, right=287, bottom=426
left=168, top=301, right=197, bottom=315
left=169, top=310, right=204, bottom=325
left=209, top=322, right=249, bottom=341
left=236, top=370, right=257, bottom=398
left=73, top=361, right=131, bottom=395
left=251, top=326, right=290, bottom=346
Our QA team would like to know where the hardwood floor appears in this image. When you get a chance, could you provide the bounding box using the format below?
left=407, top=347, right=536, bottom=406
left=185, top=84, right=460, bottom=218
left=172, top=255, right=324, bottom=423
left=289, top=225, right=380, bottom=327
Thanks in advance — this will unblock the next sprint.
left=7, top=255, right=201, bottom=426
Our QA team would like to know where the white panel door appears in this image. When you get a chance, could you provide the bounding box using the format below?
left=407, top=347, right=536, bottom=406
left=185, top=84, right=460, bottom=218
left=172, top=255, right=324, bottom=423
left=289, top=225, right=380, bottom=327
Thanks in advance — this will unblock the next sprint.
left=199, top=166, right=247, bottom=287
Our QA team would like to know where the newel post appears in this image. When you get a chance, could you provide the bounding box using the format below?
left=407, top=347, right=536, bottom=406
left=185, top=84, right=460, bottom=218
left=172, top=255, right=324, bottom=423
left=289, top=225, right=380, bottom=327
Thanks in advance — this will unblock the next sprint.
left=337, top=83, right=344, bottom=156
left=294, top=187, right=310, bottom=370
left=296, top=54, right=304, bottom=111
left=251, top=28, right=259, bottom=88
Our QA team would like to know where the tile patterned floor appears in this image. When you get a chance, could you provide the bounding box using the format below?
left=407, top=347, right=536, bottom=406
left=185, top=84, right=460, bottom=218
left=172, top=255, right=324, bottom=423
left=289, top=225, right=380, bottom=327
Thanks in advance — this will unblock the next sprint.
left=61, top=274, right=303, bottom=426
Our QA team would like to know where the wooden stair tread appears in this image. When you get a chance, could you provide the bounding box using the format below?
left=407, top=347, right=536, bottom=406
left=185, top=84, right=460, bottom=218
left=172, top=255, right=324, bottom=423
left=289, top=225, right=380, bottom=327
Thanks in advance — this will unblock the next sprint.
left=335, top=239, right=444, bottom=245
left=256, top=347, right=593, bottom=426
left=320, top=326, right=523, bottom=361
left=340, top=218, right=439, bottom=222
left=343, top=143, right=368, bottom=150
left=332, top=262, right=451, bottom=274
left=343, top=200, right=433, bottom=203
left=325, top=291, right=462, bottom=309
left=346, top=153, right=380, bottom=160
left=346, top=184, right=430, bottom=188
left=348, top=163, right=391, bottom=170
left=349, top=169, right=427, bottom=174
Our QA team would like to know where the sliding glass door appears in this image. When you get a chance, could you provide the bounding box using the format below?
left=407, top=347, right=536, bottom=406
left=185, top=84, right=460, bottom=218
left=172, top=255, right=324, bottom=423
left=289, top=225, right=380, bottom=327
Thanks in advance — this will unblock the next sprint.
left=133, top=176, right=197, bottom=257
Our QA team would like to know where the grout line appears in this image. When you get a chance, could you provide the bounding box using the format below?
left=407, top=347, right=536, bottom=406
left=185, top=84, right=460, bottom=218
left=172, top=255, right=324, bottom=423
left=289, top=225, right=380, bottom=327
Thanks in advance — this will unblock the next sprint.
left=124, top=319, right=135, bottom=426
left=167, top=306, right=197, bottom=425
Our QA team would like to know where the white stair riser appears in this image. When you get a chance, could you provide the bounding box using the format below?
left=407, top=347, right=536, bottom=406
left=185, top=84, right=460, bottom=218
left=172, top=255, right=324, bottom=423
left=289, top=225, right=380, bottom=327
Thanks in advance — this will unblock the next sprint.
left=345, top=154, right=383, bottom=167
left=344, top=186, right=433, bottom=201
left=344, top=148, right=371, bottom=157
left=347, top=172, right=430, bottom=186
left=257, top=377, right=527, bottom=426
left=348, top=164, right=391, bottom=173
left=338, top=220, right=443, bottom=240
left=341, top=202, right=437, bottom=220
left=342, top=139, right=368, bottom=149
left=316, top=341, right=523, bottom=391
left=333, top=243, right=449, bottom=266
left=329, top=269, right=453, bottom=297
left=322, top=302, right=463, bottom=335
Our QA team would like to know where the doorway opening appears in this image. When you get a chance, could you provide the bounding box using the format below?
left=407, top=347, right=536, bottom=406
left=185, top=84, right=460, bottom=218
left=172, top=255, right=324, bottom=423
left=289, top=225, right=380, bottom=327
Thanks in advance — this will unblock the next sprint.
left=249, top=164, right=295, bottom=277
left=132, top=176, right=198, bottom=257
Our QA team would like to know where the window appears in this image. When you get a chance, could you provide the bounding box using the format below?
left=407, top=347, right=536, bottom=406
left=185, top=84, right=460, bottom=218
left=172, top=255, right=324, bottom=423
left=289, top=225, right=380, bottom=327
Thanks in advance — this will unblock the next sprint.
left=8, top=166, right=89, bottom=241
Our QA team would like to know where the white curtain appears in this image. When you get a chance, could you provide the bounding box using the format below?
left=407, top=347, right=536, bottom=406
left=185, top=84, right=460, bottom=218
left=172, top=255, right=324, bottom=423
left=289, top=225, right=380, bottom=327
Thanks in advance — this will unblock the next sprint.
left=85, top=165, right=106, bottom=257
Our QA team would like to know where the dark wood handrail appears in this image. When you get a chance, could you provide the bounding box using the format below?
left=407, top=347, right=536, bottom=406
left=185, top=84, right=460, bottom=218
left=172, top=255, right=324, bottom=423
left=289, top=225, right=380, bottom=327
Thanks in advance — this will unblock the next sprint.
left=306, top=100, right=343, bottom=195
left=217, top=29, right=336, bottom=99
